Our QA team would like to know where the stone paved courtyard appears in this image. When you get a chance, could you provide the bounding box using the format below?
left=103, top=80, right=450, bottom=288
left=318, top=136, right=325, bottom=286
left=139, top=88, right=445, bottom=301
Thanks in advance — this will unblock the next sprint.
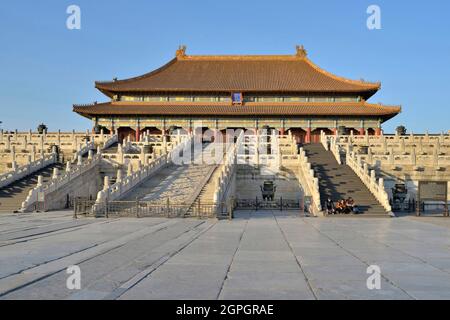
left=1, top=211, right=450, bottom=300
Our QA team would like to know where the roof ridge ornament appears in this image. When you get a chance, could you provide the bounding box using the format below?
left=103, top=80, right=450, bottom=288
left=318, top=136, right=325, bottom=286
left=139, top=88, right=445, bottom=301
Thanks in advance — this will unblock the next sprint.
left=176, top=45, right=187, bottom=58
left=296, top=45, right=307, bottom=58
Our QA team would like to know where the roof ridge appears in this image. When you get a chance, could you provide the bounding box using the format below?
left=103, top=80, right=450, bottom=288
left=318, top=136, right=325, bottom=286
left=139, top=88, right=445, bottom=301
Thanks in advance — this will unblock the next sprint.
left=179, top=54, right=302, bottom=61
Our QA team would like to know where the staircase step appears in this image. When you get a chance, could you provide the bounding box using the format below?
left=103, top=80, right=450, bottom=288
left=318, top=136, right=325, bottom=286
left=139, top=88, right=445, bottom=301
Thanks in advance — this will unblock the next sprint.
left=302, top=143, right=389, bottom=217
left=0, top=162, right=65, bottom=212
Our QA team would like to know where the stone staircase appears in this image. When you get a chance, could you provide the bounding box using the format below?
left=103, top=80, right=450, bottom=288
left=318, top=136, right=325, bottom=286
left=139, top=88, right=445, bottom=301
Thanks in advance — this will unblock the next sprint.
left=302, top=144, right=388, bottom=217
left=0, top=162, right=65, bottom=213
left=194, top=165, right=222, bottom=204
left=184, top=164, right=221, bottom=215
left=120, top=143, right=219, bottom=206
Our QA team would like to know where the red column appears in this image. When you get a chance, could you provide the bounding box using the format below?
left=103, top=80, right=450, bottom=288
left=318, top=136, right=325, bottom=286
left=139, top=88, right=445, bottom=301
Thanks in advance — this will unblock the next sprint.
left=135, top=127, right=140, bottom=142
left=332, top=128, right=337, bottom=135
left=305, top=128, right=312, bottom=144
left=280, top=128, right=285, bottom=135
left=375, top=128, right=382, bottom=136
left=358, top=128, right=365, bottom=136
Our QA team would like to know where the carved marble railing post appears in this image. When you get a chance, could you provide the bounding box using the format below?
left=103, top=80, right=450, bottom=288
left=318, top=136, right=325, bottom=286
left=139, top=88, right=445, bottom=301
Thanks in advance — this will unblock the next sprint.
left=382, top=137, right=388, bottom=154
left=57, top=130, right=61, bottom=148
left=117, top=143, right=124, bottom=164
left=31, top=145, right=36, bottom=161
left=40, top=135, right=44, bottom=153
left=116, top=169, right=123, bottom=183
left=399, top=138, right=406, bottom=154
left=103, top=175, right=110, bottom=191
left=5, top=135, right=10, bottom=150
left=127, top=162, right=133, bottom=176
left=37, top=175, right=43, bottom=187
left=88, top=150, right=94, bottom=161
left=367, top=149, right=373, bottom=165
left=411, top=148, right=417, bottom=166
left=433, top=148, right=439, bottom=167
left=418, top=138, right=424, bottom=155
left=389, top=148, right=395, bottom=166
left=11, top=146, right=16, bottom=163
left=140, top=147, right=146, bottom=164
left=52, top=167, right=59, bottom=180
left=163, top=135, right=168, bottom=154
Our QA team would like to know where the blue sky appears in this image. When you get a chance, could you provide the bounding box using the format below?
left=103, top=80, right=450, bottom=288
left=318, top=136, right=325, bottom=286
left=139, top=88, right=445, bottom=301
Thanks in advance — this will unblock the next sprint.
left=0, top=0, right=449, bottom=133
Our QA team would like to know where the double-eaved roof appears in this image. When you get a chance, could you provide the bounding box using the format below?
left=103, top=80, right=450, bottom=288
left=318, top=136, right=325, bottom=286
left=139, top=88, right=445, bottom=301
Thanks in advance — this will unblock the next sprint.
left=74, top=46, right=400, bottom=121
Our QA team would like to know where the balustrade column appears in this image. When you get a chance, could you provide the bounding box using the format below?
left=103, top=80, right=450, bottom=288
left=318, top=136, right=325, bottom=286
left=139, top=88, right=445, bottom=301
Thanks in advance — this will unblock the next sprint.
left=305, top=127, right=312, bottom=144
left=135, top=127, right=141, bottom=142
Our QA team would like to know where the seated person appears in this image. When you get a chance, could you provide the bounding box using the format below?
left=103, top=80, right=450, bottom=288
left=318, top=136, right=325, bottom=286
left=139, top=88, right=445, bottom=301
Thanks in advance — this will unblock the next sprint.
left=346, top=197, right=355, bottom=213
left=341, top=200, right=351, bottom=214
left=335, top=200, right=345, bottom=214
left=325, top=198, right=335, bottom=215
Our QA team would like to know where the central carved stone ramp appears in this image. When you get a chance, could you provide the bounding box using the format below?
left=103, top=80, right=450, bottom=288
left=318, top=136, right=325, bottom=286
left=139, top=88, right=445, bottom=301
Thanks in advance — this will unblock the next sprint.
left=120, top=143, right=220, bottom=206
left=0, top=163, right=65, bottom=213
left=302, top=143, right=388, bottom=217
left=101, top=142, right=119, bottom=154
left=185, top=159, right=227, bottom=216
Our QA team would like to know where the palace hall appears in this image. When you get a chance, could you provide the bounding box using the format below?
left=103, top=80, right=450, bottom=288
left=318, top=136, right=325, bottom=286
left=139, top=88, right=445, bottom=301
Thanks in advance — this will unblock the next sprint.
left=73, top=46, right=401, bottom=143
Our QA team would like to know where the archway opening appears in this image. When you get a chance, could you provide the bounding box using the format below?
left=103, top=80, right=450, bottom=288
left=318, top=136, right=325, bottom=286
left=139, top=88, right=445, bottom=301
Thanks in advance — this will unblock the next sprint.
left=117, top=127, right=136, bottom=143
left=141, top=127, right=162, bottom=136
left=311, top=128, right=333, bottom=143
left=346, top=128, right=359, bottom=136
left=367, top=128, right=376, bottom=136
left=288, top=128, right=307, bottom=144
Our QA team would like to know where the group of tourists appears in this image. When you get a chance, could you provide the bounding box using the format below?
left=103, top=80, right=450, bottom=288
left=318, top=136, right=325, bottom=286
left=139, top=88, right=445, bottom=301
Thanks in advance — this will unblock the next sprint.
left=325, top=197, right=360, bottom=215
